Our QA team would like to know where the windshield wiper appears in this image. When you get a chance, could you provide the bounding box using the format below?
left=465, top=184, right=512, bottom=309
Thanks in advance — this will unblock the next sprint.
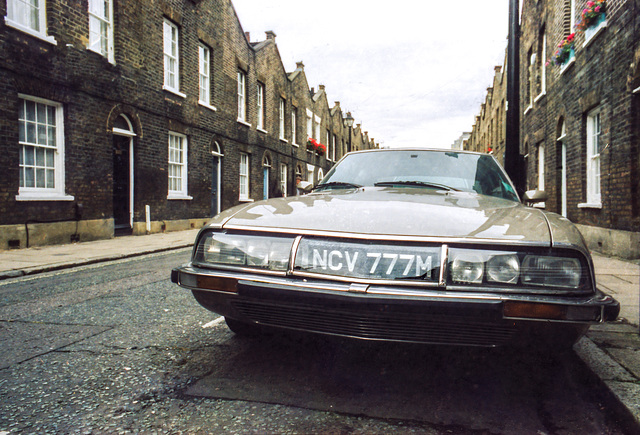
left=313, top=181, right=362, bottom=191
left=374, top=181, right=459, bottom=191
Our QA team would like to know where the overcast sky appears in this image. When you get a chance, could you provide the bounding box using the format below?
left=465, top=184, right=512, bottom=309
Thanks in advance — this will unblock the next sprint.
left=232, top=0, right=511, bottom=149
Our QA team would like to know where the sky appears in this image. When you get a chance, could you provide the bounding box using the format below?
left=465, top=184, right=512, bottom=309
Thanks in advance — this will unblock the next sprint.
left=232, top=0, right=511, bottom=149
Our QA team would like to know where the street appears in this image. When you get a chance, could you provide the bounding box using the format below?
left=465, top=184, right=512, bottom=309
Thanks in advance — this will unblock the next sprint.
left=0, top=250, right=632, bottom=434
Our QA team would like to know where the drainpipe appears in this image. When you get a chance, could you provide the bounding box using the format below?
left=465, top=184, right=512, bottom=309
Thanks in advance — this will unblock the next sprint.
left=505, top=0, right=523, bottom=195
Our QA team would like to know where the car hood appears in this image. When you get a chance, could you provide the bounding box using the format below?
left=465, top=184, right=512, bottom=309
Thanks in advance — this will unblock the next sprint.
left=212, top=187, right=556, bottom=245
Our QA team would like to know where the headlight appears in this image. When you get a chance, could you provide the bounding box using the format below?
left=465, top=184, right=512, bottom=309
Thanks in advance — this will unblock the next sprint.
left=195, top=232, right=295, bottom=271
left=448, top=248, right=587, bottom=290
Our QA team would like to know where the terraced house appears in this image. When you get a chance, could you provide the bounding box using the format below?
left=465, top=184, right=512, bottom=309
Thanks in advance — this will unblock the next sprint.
left=467, top=0, right=640, bottom=259
left=0, top=0, right=377, bottom=250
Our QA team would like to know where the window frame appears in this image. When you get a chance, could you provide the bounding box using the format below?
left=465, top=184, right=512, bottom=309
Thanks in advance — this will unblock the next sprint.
left=237, top=70, right=248, bottom=124
left=88, top=0, right=114, bottom=63
left=279, top=98, right=286, bottom=141
left=167, top=132, right=191, bottom=200
left=280, top=163, right=288, bottom=197
left=291, top=106, right=298, bottom=146
left=16, top=95, right=73, bottom=201
left=256, top=82, right=265, bottom=131
left=163, top=19, right=185, bottom=97
left=239, top=152, right=251, bottom=201
left=5, top=0, right=56, bottom=44
left=583, top=109, right=602, bottom=207
left=198, top=43, right=216, bottom=111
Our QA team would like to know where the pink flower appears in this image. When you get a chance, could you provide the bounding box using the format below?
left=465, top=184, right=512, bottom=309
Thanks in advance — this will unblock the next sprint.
left=595, top=6, right=600, bottom=12
left=587, top=1, right=594, bottom=7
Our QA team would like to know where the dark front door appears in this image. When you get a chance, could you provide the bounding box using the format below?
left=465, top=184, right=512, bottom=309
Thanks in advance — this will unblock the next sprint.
left=211, top=155, right=220, bottom=216
left=113, top=135, right=132, bottom=235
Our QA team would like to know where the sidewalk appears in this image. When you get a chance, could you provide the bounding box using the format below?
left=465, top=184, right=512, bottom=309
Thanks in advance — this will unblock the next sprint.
left=0, top=230, right=638, bottom=428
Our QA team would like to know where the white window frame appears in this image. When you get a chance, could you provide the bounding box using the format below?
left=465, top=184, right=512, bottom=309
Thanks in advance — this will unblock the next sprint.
left=16, top=95, right=73, bottom=201
left=291, top=107, right=298, bottom=146
left=332, top=134, right=337, bottom=161
left=256, top=83, right=265, bottom=131
left=239, top=152, right=251, bottom=201
left=536, top=32, right=546, bottom=100
left=5, top=0, right=56, bottom=44
left=581, top=109, right=602, bottom=207
left=314, top=115, right=321, bottom=141
left=237, top=71, right=248, bottom=124
left=167, top=132, right=191, bottom=200
left=198, top=44, right=216, bottom=111
left=163, top=19, right=184, bottom=97
left=306, top=109, right=313, bottom=141
left=538, top=143, right=545, bottom=192
left=279, top=98, right=286, bottom=141
left=88, top=0, right=114, bottom=63
left=280, top=163, right=288, bottom=197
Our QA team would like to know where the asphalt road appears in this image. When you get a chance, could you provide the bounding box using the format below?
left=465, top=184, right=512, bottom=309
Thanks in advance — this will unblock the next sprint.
left=0, top=250, right=633, bottom=434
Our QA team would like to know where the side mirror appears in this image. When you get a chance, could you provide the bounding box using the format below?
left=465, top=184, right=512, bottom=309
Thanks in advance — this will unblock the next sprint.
left=523, top=189, right=548, bottom=204
left=297, top=181, right=314, bottom=194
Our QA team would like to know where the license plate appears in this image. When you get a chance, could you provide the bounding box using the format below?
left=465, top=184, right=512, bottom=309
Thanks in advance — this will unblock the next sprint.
left=294, top=238, right=440, bottom=280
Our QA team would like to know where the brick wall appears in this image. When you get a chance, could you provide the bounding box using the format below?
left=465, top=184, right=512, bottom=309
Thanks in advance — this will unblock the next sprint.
left=0, top=0, right=379, bottom=249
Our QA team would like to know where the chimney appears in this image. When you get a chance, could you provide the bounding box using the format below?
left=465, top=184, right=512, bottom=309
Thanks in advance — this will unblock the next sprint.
left=318, top=84, right=325, bottom=91
left=245, top=32, right=250, bottom=42
left=265, top=30, right=276, bottom=41
left=296, top=61, right=305, bottom=71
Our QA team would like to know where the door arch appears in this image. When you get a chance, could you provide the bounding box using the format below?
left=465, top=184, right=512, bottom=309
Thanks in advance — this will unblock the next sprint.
left=112, top=114, right=136, bottom=235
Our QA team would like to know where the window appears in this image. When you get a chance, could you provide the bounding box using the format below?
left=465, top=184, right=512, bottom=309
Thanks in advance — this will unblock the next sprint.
left=163, top=19, right=182, bottom=95
left=17, top=95, right=72, bottom=201
left=332, top=134, right=337, bottom=161
left=280, top=164, right=288, bottom=197
left=239, top=153, right=250, bottom=201
left=88, top=0, right=114, bottom=62
left=314, top=115, right=321, bottom=141
left=537, top=30, right=546, bottom=98
left=168, top=132, right=190, bottom=199
left=585, top=109, right=602, bottom=206
left=291, top=106, right=298, bottom=145
left=256, top=83, right=265, bottom=130
left=306, top=109, right=313, bottom=140
left=198, top=44, right=214, bottom=109
left=5, top=0, right=55, bottom=43
left=279, top=98, right=286, bottom=140
left=537, top=143, right=545, bottom=192
left=237, top=71, right=247, bottom=123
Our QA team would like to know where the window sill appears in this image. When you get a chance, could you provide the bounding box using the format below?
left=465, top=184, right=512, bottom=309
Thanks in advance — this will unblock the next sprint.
left=292, top=142, right=300, bottom=148
left=163, top=86, right=187, bottom=99
left=533, top=202, right=546, bottom=209
left=167, top=194, right=193, bottom=200
left=237, top=119, right=252, bottom=127
left=583, top=20, right=607, bottom=48
left=524, top=105, right=533, bottom=116
left=239, top=198, right=254, bottom=203
left=578, top=202, right=602, bottom=209
left=87, top=46, right=115, bottom=64
left=16, top=193, right=75, bottom=201
left=560, top=58, right=575, bottom=76
left=199, top=101, right=217, bottom=112
left=5, top=18, right=57, bottom=45
left=534, top=92, right=546, bottom=103
left=280, top=138, right=288, bottom=144
left=257, top=128, right=268, bottom=134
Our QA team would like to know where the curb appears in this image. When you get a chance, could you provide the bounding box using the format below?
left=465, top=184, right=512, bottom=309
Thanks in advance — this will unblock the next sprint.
left=574, top=336, right=640, bottom=432
left=0, top=243, right=193, bottom=282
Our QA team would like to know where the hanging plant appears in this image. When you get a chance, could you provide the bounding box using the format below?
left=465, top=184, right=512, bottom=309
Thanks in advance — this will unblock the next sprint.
left=576, top=0, right=606, bottom=31
left=548, top=33, right=575, bottom=66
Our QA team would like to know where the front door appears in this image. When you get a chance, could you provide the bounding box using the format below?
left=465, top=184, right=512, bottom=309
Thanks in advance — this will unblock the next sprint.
left=211, top=155, right=220, bottom=216
left=113, top=135, right=132, bottom=235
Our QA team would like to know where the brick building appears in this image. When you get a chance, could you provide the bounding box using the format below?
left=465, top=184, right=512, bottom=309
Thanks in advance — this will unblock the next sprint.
left=466, top=0, right=640, bottom=259
left=465, top=63, right=508, bottom=165
left=0, top=0, right=378, bottom=250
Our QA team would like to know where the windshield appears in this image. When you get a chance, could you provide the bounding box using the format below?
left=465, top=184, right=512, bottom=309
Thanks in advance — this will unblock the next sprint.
left=319, top=150, right=520, bottom=202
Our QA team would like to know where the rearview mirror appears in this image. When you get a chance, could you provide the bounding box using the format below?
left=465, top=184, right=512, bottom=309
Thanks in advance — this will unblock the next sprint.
left=297, top=181, right=314, bottom=194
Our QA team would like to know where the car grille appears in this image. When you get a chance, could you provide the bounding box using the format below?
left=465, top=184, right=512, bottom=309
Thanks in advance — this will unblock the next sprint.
left=231, top=299, right=518, bottom=347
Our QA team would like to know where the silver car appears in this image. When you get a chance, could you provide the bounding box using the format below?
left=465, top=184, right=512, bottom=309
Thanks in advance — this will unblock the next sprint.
left=172, top=149, right=619, bottom=348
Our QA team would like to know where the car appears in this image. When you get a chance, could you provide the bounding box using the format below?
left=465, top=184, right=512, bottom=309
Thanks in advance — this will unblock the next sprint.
left=171, top=148, right=619, bottom=348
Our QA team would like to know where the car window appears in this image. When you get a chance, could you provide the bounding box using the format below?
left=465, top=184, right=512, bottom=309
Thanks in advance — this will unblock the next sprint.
left=320, top=150, right=519, bottom=202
